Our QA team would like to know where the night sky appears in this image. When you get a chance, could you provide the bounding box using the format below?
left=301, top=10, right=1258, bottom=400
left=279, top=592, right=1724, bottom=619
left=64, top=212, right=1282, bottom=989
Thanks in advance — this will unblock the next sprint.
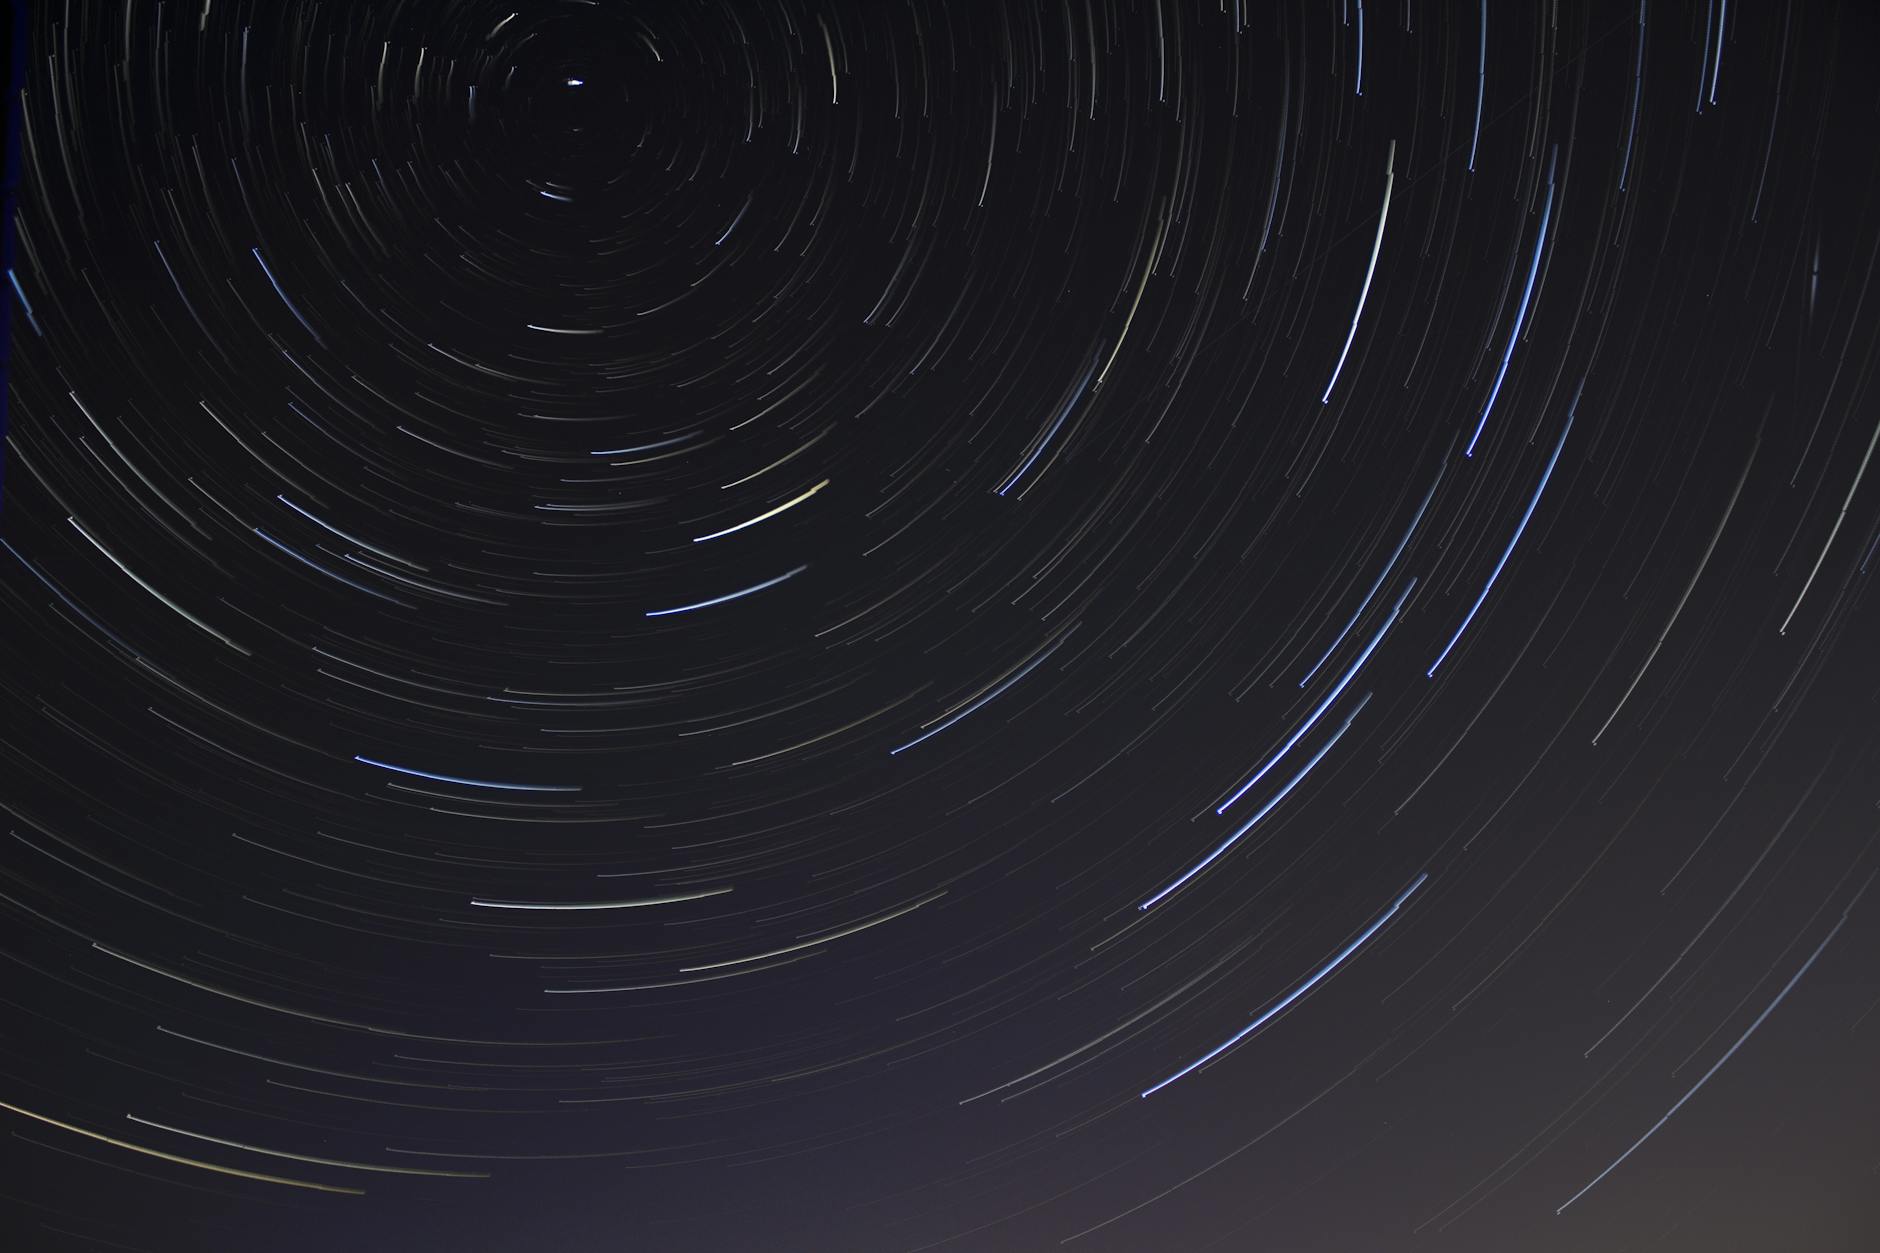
left=2, top=1, right=1879, bottom=1249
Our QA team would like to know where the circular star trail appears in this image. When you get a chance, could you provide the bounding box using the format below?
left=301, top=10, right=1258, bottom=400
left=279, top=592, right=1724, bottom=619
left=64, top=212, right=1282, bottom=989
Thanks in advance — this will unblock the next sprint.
left=2, top=1, right=1878, bottom=1249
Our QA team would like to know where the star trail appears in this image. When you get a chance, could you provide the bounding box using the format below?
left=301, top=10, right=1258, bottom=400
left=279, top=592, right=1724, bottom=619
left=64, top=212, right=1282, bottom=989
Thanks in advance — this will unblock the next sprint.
left=1, top=1, right=1878, bottom=1250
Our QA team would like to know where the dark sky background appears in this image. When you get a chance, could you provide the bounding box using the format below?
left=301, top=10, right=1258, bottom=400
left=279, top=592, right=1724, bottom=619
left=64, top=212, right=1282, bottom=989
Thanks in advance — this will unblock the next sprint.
left=2, top=1, right=1878, bottom=1250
